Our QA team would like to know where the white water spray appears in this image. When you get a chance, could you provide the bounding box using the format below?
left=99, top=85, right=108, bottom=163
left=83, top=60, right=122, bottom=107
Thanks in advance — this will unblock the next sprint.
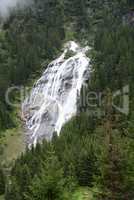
left=22, top=41, right=90, bottom=146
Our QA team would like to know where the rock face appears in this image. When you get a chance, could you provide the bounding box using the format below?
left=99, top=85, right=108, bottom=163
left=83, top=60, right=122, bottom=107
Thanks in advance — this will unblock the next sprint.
left=22, top=41, right=90, bottom=147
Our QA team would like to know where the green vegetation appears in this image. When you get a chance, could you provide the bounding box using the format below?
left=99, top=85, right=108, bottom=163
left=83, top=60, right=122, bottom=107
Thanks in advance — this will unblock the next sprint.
left=0, top=0, right=134, bottom=200
left=72, top=187, right=97, bottom=200
left=0, top=106, right=25, bottom=164
left=64, top=50, right=76, bottom=60
left=0, top=196, right=4, bottom=200
left=0, top=126, right=25, bottom=164
left=0, top=168, right=5, bottom=195
left=0, top=0, right=65, bottom=131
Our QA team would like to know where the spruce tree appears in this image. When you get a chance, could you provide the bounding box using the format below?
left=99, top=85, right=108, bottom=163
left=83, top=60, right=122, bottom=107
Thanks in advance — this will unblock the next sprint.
left=97, top=90, right=123, bottom=200
left=0, top=167, right=5, bottom=195
left=25, top=146, right=68, bottom=200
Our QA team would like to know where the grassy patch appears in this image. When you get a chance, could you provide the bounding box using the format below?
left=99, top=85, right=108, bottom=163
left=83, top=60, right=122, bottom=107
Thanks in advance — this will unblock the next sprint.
left=0, top=106, right=26, bottom=165
left=0, top=195, right=4, bottom=200
left=0, top=125, right=25, bottom=164
left=72, top=187, right=98, bottom=200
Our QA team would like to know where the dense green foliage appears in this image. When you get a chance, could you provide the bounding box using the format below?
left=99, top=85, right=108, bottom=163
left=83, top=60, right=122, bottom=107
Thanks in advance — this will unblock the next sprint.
left=5, top=118, right=98, bottom=200
left=0, top=0, right=134, bottom=200
left=0, top=167, right=5, bottom=195
left=0, top=0, right=65, bottom=131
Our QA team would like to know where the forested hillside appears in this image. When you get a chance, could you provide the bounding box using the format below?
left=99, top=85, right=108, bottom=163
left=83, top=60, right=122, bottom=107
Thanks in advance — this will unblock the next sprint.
left=0, top=0, right=134, bottom=200
left=0, top=0, right=65, bottom=131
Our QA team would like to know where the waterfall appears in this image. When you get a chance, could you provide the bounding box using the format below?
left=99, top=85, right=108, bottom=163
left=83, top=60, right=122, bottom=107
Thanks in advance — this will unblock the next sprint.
left=22, top=41, right=90, bottom=147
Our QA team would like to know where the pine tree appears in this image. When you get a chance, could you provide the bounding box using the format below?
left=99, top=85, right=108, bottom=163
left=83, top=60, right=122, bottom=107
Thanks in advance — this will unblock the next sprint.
left=25, top=146, right=68, bottom=200
left=97, top=90, right=123, bottom=200
left=0, top=167, right=5, bottom=195
left=76, top=146, right=96, bottom=186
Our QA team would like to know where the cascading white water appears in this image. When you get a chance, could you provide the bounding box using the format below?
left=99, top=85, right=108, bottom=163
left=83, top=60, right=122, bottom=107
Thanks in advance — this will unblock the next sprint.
left=22, top=41, right=90, bottom=146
